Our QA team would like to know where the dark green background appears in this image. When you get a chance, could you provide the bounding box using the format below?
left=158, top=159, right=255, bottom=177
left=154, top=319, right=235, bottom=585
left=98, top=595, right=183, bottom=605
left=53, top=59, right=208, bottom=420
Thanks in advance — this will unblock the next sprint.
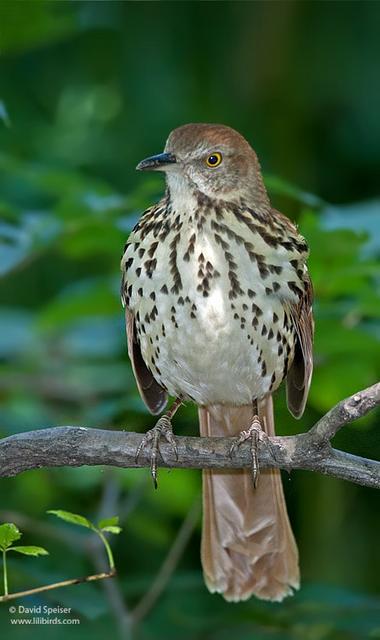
left=0, top=1, right=379, bottom=639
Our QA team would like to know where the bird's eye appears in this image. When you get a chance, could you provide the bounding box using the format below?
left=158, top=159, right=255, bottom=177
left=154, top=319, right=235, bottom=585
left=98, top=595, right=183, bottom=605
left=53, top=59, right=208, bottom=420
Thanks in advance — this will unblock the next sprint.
left=206, top=152, right=222, bottom=168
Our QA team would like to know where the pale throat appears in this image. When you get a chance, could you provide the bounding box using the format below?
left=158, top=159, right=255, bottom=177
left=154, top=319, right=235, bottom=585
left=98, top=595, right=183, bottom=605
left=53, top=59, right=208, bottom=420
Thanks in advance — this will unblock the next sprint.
left=165, top=171, right=198, bottom=214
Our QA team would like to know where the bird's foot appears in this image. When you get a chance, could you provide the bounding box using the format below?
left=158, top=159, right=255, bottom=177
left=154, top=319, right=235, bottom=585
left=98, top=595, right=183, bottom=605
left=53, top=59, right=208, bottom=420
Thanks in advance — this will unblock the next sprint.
left=230, top=415, right=273, bottom=488
left=135, top=415, right=178, bottom=489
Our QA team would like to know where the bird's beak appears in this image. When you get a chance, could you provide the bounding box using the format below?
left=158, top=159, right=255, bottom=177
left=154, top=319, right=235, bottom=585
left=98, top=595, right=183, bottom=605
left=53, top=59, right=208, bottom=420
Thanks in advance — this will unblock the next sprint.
left=136, top=152, right=177, bottom=171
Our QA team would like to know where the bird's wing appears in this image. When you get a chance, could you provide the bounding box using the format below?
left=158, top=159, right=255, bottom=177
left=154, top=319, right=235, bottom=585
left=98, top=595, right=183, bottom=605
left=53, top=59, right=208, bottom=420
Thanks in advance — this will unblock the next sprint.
left=124, top=307, right=168, bottom=415
left=285, top=271, right=314, bottom=418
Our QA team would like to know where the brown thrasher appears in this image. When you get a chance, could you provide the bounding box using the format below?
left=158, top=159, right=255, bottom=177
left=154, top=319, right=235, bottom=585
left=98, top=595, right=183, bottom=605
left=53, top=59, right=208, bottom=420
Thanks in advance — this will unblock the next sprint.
left=121, top=123, right=314, bottom=602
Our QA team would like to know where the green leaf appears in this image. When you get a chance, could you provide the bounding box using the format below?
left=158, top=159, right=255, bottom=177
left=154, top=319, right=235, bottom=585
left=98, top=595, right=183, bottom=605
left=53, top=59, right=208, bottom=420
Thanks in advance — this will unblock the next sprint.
left=9, top=545, right=49, bottom=557
left=0, top=523, right=22, bottom=550
left=47, top=510, right=93, bottom=529
left=100, top=526, right=122, bottom=535
left=97, top=516, right=119, bottom=529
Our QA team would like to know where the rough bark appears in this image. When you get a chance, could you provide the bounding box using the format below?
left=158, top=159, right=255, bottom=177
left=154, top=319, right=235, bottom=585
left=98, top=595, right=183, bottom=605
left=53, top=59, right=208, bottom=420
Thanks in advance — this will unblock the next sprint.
left=0, top=383, right=379, bottom=490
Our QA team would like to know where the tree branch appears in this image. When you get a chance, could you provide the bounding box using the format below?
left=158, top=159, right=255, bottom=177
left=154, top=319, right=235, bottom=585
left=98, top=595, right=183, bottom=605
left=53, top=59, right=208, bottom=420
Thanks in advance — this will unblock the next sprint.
left=0, top=383, right=379, bottom=489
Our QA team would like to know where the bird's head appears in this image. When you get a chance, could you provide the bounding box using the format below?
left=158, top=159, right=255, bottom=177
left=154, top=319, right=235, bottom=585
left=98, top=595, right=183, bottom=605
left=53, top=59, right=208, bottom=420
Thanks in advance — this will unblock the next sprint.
left=136, top=123, right=270, bottom=210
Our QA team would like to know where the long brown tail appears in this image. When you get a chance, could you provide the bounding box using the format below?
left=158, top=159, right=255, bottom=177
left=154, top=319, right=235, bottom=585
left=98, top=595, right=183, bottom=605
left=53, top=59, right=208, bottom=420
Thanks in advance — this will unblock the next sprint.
left=199, top=397, right=299, bottom=602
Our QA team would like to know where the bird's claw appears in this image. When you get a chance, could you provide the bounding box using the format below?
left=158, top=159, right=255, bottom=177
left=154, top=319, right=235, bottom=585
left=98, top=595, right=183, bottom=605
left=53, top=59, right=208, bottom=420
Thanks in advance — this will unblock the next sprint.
left=230, top=415, right=272, bottom=488
left=135, top=415, right=178, bottom=488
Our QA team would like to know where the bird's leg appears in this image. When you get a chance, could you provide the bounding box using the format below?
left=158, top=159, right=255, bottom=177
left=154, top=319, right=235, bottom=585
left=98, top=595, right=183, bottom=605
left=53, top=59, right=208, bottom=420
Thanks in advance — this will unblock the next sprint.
left=135, top=397, right=182, bottom=488
left=230, top=407, right=277, bottom=489
left=230, top=414, right=263, bottom=488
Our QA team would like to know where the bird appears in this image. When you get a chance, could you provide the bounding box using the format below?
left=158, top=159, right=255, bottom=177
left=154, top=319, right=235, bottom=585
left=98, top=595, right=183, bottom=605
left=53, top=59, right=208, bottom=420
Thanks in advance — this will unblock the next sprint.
left=121, top=123, right=314, bottom=602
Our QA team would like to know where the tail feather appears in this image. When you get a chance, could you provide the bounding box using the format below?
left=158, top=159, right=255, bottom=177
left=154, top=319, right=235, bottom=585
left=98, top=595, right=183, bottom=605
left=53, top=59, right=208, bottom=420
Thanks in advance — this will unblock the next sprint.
left=199, top=398, right=299, bottom=602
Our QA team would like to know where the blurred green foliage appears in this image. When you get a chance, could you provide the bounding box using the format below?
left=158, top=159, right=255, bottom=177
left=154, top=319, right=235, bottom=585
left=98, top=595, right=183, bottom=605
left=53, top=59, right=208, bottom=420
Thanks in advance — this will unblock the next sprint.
left=0, top=2, right=379, bottom=639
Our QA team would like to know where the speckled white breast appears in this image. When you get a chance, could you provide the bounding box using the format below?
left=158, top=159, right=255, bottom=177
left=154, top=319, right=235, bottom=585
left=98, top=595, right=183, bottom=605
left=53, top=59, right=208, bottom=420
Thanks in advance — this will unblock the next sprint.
left=123, top=203, right=303, bottom=406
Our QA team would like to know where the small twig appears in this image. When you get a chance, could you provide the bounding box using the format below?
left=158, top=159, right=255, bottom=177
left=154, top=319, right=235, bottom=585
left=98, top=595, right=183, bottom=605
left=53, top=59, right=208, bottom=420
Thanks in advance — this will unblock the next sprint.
left=0, top=569, right=116, bottom=603
left=132, top=499, right=201, bottom=624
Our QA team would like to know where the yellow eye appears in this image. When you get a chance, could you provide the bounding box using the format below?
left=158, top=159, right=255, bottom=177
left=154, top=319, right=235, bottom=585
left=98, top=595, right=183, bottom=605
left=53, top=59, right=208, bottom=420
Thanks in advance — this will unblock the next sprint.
left=206, top=152, right=222, bottom=168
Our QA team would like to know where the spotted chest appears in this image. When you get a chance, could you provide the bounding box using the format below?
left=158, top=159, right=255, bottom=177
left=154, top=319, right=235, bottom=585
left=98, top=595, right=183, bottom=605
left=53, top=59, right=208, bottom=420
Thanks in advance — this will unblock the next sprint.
left=121, top=197, right=309, bottom=406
